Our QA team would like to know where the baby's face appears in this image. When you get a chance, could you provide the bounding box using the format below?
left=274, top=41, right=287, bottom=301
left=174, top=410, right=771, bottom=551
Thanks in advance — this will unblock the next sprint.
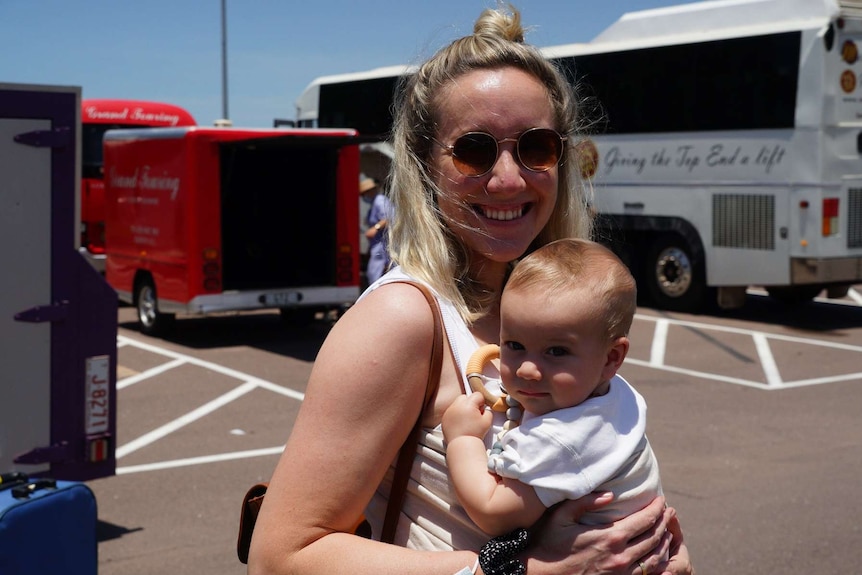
left=498, top=286, right=611, bottom=416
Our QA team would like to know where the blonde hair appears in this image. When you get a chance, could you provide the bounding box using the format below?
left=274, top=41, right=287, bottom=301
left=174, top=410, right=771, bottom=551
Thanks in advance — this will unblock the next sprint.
left=505, top=238, right=637, bottom=341
left=388, top=3, right=593, bottom=323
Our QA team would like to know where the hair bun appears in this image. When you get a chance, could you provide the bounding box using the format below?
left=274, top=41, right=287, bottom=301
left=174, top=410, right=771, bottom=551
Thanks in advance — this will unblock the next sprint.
left=473, top=5, right=525, bottom=43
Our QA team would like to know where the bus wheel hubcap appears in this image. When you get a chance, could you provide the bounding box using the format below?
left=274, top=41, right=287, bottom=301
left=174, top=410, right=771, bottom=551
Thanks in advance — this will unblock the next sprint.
left=655, top=248, right=692, bottom=297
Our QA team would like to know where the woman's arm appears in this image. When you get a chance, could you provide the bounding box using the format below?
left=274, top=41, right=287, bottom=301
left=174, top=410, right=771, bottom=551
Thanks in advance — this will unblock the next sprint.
left=443, top=393, right=547, bottom=535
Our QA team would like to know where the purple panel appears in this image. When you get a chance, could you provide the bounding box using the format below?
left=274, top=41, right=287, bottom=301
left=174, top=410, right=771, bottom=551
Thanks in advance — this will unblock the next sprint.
left=5, top=88, right=117, bottom=481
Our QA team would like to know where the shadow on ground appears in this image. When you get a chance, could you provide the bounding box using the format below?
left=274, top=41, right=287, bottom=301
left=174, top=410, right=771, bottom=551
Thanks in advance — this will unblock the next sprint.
left=97, top=519, right=143, bottom=542
left=118, top=308, right=335, bottom=361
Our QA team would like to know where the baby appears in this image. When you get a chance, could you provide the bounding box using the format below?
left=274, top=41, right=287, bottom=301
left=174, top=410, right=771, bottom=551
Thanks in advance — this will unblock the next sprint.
left=442, top=238, right=663, bottom=536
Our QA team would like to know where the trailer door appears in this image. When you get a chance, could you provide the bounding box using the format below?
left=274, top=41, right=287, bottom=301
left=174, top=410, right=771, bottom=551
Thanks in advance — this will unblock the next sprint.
left=0, top=83, right=117, bottom=481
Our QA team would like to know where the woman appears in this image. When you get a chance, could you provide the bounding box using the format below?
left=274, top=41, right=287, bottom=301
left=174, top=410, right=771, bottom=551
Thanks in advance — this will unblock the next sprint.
left=249, top=5, right=693, bottom=575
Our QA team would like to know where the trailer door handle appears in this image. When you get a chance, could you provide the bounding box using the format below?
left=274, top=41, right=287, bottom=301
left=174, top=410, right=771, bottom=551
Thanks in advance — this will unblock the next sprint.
left=14, top=300, right=70, bottom=323
left=14, top=127, right=72, bottom=149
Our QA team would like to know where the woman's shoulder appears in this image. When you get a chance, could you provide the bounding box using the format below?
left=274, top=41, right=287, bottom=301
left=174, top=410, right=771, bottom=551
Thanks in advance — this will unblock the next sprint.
left=314, top=274, right=442, bottom=396
left=358, top=267, right=476, bottom=372
left=349, top=272, right=440, bottom=340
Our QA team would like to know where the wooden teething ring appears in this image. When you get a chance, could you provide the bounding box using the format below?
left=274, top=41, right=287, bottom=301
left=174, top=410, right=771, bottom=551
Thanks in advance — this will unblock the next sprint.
left=466, top=344, right=523, bottom=440
left=465, top=344, right=509, bottom=413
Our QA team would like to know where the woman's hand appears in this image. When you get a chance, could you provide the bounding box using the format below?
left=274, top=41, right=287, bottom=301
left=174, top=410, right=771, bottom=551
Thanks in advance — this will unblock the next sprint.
left=522, top=494, right=692, bottom=575
left=658, top=509, right=693, bottom=575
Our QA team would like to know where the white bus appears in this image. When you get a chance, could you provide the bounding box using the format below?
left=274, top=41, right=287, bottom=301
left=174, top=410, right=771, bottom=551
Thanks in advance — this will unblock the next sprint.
left=295, top=0, right=862, bottom=312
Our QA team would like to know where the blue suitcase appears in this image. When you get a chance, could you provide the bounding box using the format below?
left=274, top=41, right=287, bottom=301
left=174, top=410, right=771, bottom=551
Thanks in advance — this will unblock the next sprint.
left=0, top=474, right=97, bottom=575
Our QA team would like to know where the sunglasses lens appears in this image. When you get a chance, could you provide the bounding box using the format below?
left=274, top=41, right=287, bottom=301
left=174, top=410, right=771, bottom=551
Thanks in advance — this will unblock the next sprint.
left=518, top=129, right=563, bottom=171
left=451, top=133, right=497, bottom=176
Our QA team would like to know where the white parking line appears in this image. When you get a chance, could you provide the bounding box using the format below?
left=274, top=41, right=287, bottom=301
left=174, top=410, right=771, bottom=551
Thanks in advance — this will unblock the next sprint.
left=634, top=314, right=862, bottom=351
left=631, top=314, right=862, bottom=389
left=115, top=335, right=307, bottom=466
left=116, top=335, right=305, bottom=401
left=117, top=358, right=186, bottom=390
left=649, top=319, right=669, bottom=367
left=117, top=446, right=285, bottom=475
left=625, top=357, right=772, bottom=389
left=753, top=333, right=782, bottom=387
left=116, top=380, right=260, bottom=459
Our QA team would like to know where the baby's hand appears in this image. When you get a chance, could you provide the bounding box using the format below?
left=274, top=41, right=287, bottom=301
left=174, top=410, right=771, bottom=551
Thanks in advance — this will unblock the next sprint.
left=442, top=392, right=493, bottom=441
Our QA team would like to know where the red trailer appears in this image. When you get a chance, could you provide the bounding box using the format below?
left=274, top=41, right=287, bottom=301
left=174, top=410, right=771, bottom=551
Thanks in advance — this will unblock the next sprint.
left=103, top=126, right=361, bottom=334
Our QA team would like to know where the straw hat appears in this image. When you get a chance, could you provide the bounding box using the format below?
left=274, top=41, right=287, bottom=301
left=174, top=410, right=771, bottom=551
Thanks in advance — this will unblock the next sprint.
left=359, top=176, right=378, bottom=194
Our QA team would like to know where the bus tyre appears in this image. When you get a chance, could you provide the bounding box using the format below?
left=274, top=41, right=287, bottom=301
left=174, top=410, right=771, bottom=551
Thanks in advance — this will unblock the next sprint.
left=766, top=285, right=822, bottom=306
left=645, top=234, right=706, bottom=313
left=136, top=278, right=175, bottom=336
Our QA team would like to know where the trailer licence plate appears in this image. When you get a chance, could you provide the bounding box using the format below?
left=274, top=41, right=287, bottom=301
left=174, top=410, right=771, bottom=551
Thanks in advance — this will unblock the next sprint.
left=263, top=292, right=302, bottom=306
left=85, top=355, right=110, bottom=435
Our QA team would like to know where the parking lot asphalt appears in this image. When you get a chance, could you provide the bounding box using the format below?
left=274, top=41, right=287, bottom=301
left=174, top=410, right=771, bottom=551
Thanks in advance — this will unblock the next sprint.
left=89, top=294, right=862, bottom=574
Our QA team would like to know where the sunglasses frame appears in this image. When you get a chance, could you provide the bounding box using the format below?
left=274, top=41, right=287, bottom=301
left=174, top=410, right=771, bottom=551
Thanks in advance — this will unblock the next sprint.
left=434, top=127, right=567, bottom=177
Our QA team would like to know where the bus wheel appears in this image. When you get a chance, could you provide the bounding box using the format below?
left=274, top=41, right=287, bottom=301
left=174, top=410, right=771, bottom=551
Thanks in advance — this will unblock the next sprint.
left=645, top=234, right=706, bottom=313
left=136, top=278, right=175, bottom=336
left=766, top=285, right=822, bottom=305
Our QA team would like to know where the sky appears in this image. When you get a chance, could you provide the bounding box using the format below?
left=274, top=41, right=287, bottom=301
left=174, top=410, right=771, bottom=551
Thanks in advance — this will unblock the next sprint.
left=1, top=0, right=704, bottom=128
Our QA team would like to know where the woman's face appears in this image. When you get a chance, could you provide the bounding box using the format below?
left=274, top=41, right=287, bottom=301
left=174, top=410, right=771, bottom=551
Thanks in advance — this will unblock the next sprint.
left=430, top=67, right=559, bottom=268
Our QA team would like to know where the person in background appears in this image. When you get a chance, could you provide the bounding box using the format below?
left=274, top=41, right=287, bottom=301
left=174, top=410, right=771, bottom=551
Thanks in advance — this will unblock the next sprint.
left=360, top=175, right=393, bottom=285
left=248, top=5, right=692, bottom=575
left=443, top=238, right=665, bottom=542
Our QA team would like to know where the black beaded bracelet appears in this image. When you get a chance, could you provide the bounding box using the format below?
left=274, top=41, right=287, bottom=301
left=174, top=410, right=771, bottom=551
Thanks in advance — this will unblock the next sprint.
left=478, top=527, right=529, bottom=575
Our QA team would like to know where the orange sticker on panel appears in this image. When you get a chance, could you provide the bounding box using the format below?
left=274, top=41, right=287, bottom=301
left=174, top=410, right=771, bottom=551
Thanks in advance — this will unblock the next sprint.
left=841, top=69, right=857, bottom=93
left=842, top=40, right=858, bottom=64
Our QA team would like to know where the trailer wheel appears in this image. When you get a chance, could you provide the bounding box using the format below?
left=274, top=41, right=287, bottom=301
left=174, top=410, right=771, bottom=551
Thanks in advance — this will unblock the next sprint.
left=278, top=307, right=318, bottom=326
left=645, top=233, right=706, bottom=313
left=136, top=278, right=175, bottom=336
left=766, top=285, right=822, bottom=306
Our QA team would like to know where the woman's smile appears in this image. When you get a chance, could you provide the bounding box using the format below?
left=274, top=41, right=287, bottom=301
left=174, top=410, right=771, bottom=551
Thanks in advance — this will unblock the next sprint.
left=474, top=203, right=531, bottom=221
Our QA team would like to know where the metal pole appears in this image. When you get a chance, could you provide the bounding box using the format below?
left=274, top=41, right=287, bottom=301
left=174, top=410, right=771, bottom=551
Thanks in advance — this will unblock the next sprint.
left=221, top=0, right=229, bottom=120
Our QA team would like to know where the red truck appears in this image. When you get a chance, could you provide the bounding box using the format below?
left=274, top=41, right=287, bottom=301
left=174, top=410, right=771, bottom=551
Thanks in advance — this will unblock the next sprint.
left=103, top=126, right=361, bottom=334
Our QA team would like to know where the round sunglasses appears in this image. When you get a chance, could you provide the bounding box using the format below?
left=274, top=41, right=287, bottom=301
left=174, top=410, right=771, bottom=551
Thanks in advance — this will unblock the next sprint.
left=434, top=127, right=567, bottom=177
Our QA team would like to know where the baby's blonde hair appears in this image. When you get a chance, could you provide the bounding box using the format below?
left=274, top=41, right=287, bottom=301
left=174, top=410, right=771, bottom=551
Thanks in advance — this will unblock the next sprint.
left=506, top=238, right=637, bottom=341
